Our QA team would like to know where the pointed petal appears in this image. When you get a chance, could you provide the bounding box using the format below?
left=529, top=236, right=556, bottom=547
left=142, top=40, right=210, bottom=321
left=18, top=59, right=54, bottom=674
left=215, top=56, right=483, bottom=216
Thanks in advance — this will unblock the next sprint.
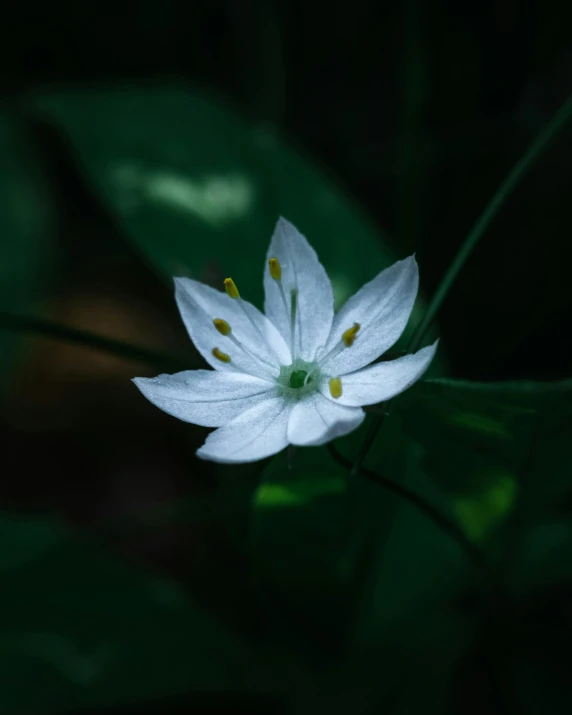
left=264, top=218, right=334, bottom=362
left=322, top=256, right=419, bottom=374
left=175, top=277, right=290, bottom=377
left=321, top=341, right=438, bottom=407
left=133, top=370, right=277, bottom=427
left=287, top=392, right=365, bottom=446
left=196, top=397, right=292, bottom=463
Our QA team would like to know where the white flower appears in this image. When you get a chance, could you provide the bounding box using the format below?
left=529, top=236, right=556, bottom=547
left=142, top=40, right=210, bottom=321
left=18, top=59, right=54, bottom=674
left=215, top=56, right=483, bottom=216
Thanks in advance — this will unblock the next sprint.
left=133, top=218, right=437, bottom=463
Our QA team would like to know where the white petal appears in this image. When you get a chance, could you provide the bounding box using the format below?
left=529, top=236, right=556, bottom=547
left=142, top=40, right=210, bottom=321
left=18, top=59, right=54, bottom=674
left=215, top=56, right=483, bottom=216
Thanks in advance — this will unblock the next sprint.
left=175, top=277, right=290, bottom=377
left=133, top=370, right=277, bottom=427
left=196, top=397, right=292, bottom=463
left=264, top=218, right=334, bottom=362
left=321, top=341, right=438, bottom=407
left=322, top=256, right=419, bottom=374
left=287, top=392, right=365, bottom=447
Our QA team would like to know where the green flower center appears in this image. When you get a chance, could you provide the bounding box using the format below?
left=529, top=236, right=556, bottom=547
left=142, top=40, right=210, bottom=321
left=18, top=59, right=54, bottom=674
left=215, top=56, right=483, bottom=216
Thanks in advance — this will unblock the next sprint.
left=289, top=370, right=311, bottom=388
left=277, top=359, right=320, bottom=398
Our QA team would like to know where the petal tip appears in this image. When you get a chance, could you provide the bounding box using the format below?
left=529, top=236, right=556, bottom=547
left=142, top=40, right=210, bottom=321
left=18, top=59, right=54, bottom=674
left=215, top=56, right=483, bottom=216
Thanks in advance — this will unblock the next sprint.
left=195, top=446, right=210, bottom=462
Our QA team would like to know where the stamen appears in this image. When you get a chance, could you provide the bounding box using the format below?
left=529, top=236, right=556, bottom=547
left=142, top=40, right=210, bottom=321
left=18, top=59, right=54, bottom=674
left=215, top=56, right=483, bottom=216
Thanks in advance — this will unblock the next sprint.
left=224, top=277, right=240, bottom=299
left=222, top=277, right=281, bottom=364
left=268, top=257, right=282, bottom=280
left=212, top=316, right=276, bottom=377
left=213, top=318, right=231, bottom=336
left=329, top=377, right=342, bottom=399
left=290, top=288, right=298, bottom=359
left=212, top=347, right=231, bottom=363
left=342, top=323, right=360, bottom=347
left=317, top=322, right=361, bottom=367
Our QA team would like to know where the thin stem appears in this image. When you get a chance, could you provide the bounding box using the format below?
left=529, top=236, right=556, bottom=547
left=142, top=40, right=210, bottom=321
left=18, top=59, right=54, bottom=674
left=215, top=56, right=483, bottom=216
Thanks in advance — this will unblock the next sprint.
left=350, top=410, right=387, bottom=479
left=408, top=89, right=572, bottom=354
left=328, top=443, right=492, bottom=577
left=0, top=311, right=188, bottom=371
left=351, top=88, right=572, bottom=476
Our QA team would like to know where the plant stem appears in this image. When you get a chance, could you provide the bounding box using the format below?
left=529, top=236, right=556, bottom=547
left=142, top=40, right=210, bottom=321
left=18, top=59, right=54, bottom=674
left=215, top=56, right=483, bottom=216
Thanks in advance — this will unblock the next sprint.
left=329, top=443, right=492, bottom=577
left=0, top=310, right=188, bottom=371
left=408, top=90, right=572, bottom=354
left=351, top=89, right=572, bottom=476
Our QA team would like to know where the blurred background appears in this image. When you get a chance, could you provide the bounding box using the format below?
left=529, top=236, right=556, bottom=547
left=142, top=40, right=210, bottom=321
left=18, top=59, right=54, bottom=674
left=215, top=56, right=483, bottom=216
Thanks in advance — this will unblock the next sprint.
left=1, top=1, right=572, bottom=713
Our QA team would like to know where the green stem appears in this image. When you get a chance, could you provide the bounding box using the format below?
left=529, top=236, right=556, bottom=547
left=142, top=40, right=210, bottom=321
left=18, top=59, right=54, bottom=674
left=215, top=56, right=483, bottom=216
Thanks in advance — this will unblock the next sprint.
left=0, top=311, right=188, bottom=371
left=408, top=89, right=572, bottom=354
left=351, top=89, right=572, bottom=477
left=329, top=444, right=492, bottom=578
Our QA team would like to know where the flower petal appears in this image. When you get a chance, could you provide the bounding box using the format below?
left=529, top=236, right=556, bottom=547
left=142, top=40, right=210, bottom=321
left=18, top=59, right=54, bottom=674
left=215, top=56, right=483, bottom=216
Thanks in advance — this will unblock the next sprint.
left=321, top=341, right=438, bottom=407
left=322, top=256, right=419, bottom=375
left=133, top=370, right=277, bottom=427
left=264, top=218, right=334, bottom=362
left=196, top=397, right=292, bottom=463
left=175, top=277, right=290, bottom=377
left=287, top=392, right=365, bottom=446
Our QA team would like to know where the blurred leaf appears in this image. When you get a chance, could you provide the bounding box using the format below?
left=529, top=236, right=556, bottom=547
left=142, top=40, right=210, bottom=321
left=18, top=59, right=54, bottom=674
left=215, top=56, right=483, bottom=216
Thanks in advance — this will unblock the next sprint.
left=397, top=377, right=571, bottom=504
left=512, top=519, right=572, bottom=589
left=0, top=512, right=293, bottom=712
left=252, top=417, right=474, bottom=713
left=30, top=84, right=423, bottom=327
left=395, top=378, right=572, bottom=592
left=0, top=115, right=53, bottom=390
left=250, top=376, right=572, bottom=708
left=349, top=413, right=469, bottom=647
left=0, top=513, right=63, bottom=573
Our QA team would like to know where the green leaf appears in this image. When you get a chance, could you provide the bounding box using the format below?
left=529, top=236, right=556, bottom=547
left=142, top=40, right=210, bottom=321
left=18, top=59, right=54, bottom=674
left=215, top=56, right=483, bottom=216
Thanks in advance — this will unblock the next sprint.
left=395, top=378, right=572, bottom=592
left=0, top=514, right=64, bottom=574
left=0, top=115, right=53, bottom=389
left=397, top=378, right=571, bottom=509
left=30, top=84, right=424, bottom=333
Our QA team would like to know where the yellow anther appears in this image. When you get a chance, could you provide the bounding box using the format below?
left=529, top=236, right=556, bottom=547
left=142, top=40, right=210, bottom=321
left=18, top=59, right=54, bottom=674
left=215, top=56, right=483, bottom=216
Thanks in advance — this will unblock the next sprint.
left=212, top=347, right=231, bottom=363
left=342, top=322, right=361, bottom=347
left=268, top=257, right=282, bottom=280
left=329, top=377, right=342, bottom=399
left=213, top=318, right=231, bottom=336
left=224, top=277, right=240, bottom=299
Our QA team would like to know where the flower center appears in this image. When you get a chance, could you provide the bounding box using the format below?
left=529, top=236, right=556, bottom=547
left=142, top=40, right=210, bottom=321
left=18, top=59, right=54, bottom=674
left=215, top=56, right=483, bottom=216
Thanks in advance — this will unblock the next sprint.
left=289, top=370, right=311, bottom=388
left=277, top=358, right=320, bottom=398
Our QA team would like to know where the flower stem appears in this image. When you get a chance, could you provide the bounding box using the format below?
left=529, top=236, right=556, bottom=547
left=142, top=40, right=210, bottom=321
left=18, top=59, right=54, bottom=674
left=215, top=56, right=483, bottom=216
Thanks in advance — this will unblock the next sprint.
left=408, top=89, right=572, bottom=354
left=0, top=310, right=188, bottom=371
left=351, top=88, right=572, bottom=477
left=328, top=443, right=493, bottom=578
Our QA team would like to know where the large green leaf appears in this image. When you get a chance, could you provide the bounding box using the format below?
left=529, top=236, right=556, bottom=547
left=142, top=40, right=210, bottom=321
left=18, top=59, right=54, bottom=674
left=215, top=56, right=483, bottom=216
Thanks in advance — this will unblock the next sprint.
left=30, top=84, right=426, bottom=335
left=0, top=115, right=52, bottom=389
left=395, top=378, right=572, bottom=586
left=398, top=378, right=571, bottom=502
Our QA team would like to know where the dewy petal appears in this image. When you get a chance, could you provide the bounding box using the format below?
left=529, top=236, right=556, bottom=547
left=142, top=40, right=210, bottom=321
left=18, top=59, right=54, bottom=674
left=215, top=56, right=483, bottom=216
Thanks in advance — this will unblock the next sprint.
left=175, top=277, right=290, bottom=377
left=133, top=370, right=277, bottom=427
left=287, top=392, right=365, bottom=447
left=321, top=341, right=438, bottom=407
left=196, top=397, right=292, bottom=463
left=322, top=256, right=419, bottom=375
left=264, top=218, right=334, bottom=362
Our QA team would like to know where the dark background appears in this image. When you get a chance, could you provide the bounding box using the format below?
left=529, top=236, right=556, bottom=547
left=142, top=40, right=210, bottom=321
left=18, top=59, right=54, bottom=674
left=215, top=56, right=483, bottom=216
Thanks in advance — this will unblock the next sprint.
left=1, top=1, right=572, bottom=713
left=5, top=1, right=572, bottom=379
